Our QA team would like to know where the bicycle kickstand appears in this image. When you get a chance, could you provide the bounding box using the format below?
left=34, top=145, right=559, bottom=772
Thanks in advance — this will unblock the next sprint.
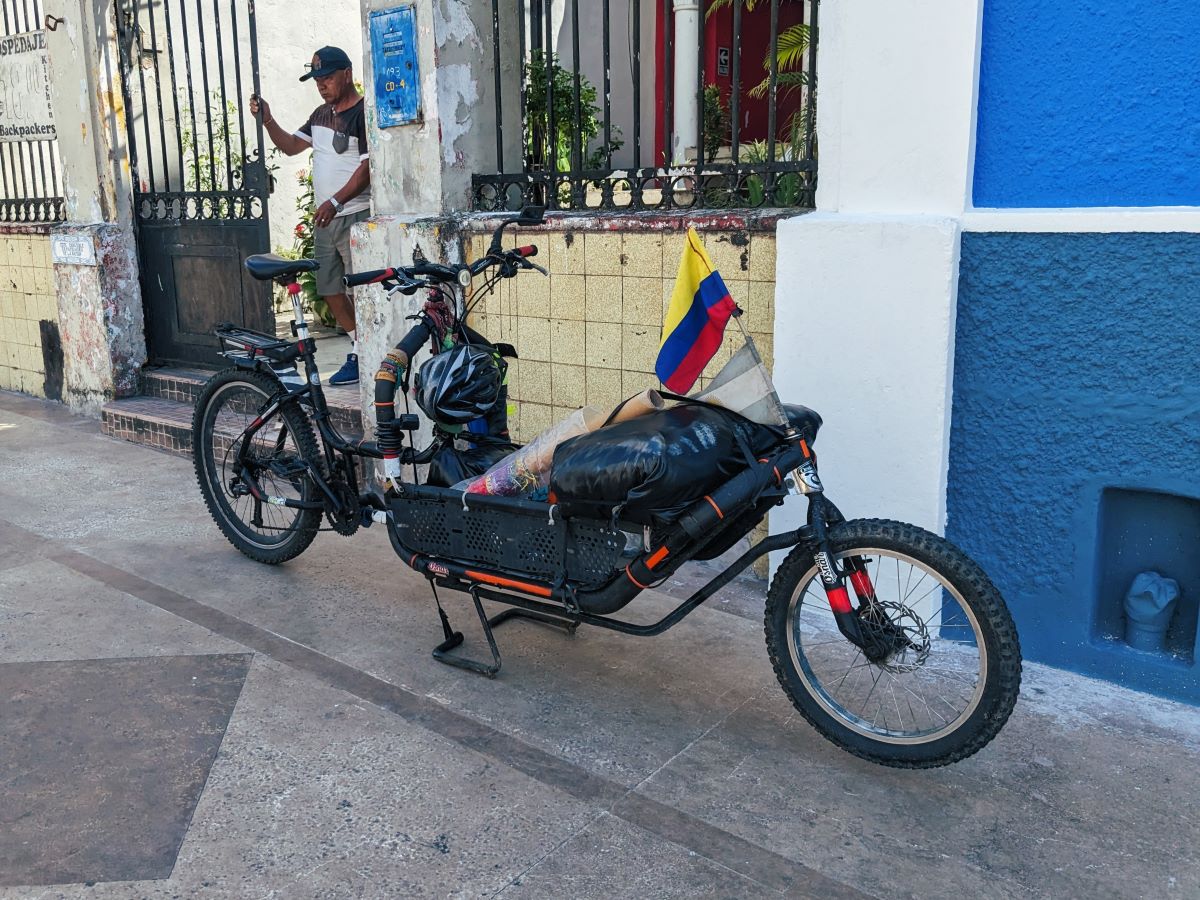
left=430, top=585, right=580, bottom=679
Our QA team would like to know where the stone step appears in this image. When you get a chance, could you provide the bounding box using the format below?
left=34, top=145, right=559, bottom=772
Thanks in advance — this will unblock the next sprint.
left=140, top=366, right=363, bottom=436
left=101, top=395, right=196, bottom=458
left=102, top=367, right=366, bottom=458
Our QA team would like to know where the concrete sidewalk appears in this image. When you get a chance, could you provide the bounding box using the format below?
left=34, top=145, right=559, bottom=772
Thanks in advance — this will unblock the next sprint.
left=0, top=389, right=1197, bottom=899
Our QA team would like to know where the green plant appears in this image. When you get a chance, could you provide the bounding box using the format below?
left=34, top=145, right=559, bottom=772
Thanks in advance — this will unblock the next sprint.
left=705, top=0, right=814, bottom=157
left=740, top=140, right=802, bottom=206
left=524, top=51, right=622, bottom=177
left=702, top=84, right=729, bottom=159
left=180, top=92, right=279, bottom=216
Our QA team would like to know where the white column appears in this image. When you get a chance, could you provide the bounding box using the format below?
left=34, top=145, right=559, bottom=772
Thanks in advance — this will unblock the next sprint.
left=770, top=0, right=985, bottom=555
left=671, top=0, right=700, bottom=163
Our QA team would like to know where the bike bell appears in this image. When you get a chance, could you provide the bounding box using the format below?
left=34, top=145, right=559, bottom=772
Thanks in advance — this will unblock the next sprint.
left=414, top=342, right=503, bottom=426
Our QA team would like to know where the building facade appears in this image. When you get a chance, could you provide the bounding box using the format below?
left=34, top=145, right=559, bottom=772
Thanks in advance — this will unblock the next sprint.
left=772, top=0, right=1200, bottom=703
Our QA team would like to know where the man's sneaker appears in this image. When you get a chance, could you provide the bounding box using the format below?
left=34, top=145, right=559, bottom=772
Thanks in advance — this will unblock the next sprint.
left=329, top=353, right=359, bottom=386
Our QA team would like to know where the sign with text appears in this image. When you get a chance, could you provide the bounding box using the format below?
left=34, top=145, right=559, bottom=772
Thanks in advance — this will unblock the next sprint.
left=51, top=233, right=98, bottom=266
left=0, top=30, right=55, bottom=142
left=370, top=7, right=421, bottom=128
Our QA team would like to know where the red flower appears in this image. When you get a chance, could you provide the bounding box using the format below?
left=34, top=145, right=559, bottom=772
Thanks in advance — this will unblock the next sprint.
left=294, top=224, right=306, bottom=237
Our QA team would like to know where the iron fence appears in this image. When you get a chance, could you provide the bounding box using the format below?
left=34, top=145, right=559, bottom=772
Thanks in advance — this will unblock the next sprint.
left=0, top=0, right=65, bottom=223
left=473, top=0, right=817, bottom=213
left=114, top=0, right=269, bottom=224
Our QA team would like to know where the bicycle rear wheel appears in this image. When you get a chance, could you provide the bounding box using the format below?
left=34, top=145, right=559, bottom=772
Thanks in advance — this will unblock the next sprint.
left=192, top=368, right=323, bottom=564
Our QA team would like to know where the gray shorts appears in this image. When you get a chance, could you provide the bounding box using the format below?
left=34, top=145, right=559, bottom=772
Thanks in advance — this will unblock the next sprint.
left=314, top=208, right=369, bottom=296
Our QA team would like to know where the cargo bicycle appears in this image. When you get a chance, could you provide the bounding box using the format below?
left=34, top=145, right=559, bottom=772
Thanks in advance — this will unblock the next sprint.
left=192, top=208, right=1021, bottom=768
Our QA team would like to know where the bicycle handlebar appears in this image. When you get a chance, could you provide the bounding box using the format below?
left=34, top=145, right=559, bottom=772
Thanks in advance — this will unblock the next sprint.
left=343, top=267, right=397, bottom=288
left=344, top=245, right=544, bottom=292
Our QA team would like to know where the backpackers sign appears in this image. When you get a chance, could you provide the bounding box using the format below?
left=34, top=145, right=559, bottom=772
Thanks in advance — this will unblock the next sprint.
left=0, top=31, right=55, bottom=142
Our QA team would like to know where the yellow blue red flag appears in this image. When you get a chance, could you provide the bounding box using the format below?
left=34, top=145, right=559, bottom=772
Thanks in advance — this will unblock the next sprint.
left=656, top=228, right=737, bottom=393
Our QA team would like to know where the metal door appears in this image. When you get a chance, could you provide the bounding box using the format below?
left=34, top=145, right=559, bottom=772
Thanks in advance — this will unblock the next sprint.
left=117, top=0, right=273, bottom=366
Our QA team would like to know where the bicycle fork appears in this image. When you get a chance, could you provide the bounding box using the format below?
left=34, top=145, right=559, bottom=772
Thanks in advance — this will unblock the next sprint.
left=794, top=448, right=896, bottom=663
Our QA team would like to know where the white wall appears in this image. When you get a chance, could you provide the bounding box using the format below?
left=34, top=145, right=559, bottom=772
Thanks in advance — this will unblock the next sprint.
left=254, top=2, right=365, bottom=250
left=771, top=0, right=984, bottom=551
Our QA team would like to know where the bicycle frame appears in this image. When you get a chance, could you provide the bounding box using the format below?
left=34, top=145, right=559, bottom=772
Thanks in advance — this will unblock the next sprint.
left=214, top=259, right=892, bottom=677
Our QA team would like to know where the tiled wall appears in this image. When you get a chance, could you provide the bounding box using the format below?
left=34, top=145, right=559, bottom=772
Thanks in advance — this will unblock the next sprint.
left=0, top=229, right=58, bottom=398
left=464, top=226, right=777, bottom=443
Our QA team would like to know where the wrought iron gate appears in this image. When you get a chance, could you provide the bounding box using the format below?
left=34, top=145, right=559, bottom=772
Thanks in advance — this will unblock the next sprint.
left=116, top=0, right=273, bottom=366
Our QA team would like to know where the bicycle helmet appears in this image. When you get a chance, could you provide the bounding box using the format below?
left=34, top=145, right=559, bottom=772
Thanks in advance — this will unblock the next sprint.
left=414, top=342, right=503, bottom=426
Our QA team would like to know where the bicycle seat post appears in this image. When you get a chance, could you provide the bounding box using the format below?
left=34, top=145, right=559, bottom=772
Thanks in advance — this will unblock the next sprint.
left=281, top=277, right=309, bottom=340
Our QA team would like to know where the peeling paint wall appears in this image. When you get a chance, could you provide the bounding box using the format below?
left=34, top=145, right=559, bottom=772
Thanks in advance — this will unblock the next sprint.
left=363, top=0, right=520, bottom=215
left=50, top=225, right=147, bottom=415
left=0, top=228, right=60, bottom=399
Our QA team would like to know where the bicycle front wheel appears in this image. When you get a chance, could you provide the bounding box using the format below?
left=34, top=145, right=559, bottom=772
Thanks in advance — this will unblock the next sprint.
left=192, top=368, right=323, bottom=564
left=765, top=519, right=1021, bottom=768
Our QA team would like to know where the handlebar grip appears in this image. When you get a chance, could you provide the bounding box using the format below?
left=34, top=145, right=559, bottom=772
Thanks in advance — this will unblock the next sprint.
left=514, top=245, right=538, bottom=258
left=344, top=267, right=395, bottom=288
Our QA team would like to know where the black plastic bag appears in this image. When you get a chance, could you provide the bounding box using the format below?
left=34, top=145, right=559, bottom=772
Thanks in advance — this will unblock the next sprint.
left=427, top=439, right=516, bottom=488
left=550, top=403, right=782, bottom=525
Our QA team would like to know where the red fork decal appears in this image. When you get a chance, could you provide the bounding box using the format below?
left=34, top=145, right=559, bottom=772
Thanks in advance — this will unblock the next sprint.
left=848, top=569, right=875, bottom=602
left=824, top=585, right=853, bottom=614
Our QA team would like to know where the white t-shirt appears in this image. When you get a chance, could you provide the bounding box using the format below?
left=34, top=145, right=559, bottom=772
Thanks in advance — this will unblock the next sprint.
left=295, top=98, right=371, bottom=218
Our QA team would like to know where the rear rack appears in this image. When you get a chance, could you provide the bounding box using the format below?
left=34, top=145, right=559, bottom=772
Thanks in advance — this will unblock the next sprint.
left=215, top=323, right=302, bottom=365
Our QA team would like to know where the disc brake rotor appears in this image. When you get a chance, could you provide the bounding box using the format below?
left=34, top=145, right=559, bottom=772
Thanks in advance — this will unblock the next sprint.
left=859, top=599, right=932, bottom=673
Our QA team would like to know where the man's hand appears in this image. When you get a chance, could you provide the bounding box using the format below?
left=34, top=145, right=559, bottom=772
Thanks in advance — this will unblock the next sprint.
left=314, top=200, right=337, bottom=228
left=249, top=94, right=271, bottom=123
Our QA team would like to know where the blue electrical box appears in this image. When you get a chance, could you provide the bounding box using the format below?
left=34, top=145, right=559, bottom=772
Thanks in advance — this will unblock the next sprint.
left=370, top=6, right=422, bottom=127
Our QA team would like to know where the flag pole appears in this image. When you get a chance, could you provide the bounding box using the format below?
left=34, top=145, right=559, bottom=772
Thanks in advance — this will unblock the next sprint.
left=729, top=306, right=791, bottom=429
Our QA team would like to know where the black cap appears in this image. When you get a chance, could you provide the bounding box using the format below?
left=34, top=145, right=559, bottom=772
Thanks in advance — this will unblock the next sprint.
left=300, top=46, right=352, bottom=81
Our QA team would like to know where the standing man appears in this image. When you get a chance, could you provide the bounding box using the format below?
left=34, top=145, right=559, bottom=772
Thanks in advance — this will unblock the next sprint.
left=250, top=46, right=370, bottom=385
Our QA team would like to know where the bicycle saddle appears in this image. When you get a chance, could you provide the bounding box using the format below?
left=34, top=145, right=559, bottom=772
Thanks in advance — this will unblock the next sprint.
left=244, top=253, right=320, bottom=281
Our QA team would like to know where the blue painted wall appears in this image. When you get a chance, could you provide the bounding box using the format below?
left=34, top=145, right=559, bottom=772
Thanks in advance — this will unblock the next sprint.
left=948, top=232, right=1200, bottom=702
left=973, top=1, right=1200, bottom=208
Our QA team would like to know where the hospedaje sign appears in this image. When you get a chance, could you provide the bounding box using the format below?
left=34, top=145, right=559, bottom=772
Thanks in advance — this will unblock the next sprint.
left=0, top=31, right=55, bottom=142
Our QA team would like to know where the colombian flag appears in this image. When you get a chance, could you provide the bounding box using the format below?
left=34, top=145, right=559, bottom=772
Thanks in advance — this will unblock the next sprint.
left=655, top=228, right=736, bottom=393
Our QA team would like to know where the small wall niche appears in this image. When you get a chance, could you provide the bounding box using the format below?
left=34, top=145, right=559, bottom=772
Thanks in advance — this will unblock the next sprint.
left=1093, top=488, right=1199, bottom=664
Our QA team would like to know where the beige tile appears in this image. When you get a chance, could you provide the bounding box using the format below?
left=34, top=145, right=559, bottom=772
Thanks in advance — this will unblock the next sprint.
left=704, top=232, right=751, bottom=280
left=547, top=230, right=585, bottom=275
left=549, top=273, right=585, bottom=320
left=585, top=367, right=624, bottom=411
left=503, top=356, right=519, bottom=392
left=584, top=231, right=623, bottom=275
left=0, top=294, right=12, bottom=321
left=20, top=344, right=41, bottom=374
left=623, top=369, right=657, bottom=400
left=748, top=234, right=778, bottom=282
left=551, top=405, right=575, bottom=423
left=584, top=274, right=622, bottom=324
left=15, top=238, right=35, bottom=271
left=518, top=317, right=551, bottom=362
left=584, top=321, right=622, bottom=369
left=751, top=332, right=774, bottom=372
left=520, top=402, right=552, bottom=439
left=551, top=363, right=586, bottom=409
left=10, top=294, right=26, bottom=324
left=36, top=237, right=53, bottom=269
left=621, top=232, right=663, bottom=278
left=516, top=270, right=551, bottom=318
left=551, top=318, right=585, bottom=364
left=746, top=281, right=776, bottom=335
left=622, top=276, right=664, bottom=327
left=621, top=324, right=659, bottom=374
left=515, top=358, right=550, bottom=401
